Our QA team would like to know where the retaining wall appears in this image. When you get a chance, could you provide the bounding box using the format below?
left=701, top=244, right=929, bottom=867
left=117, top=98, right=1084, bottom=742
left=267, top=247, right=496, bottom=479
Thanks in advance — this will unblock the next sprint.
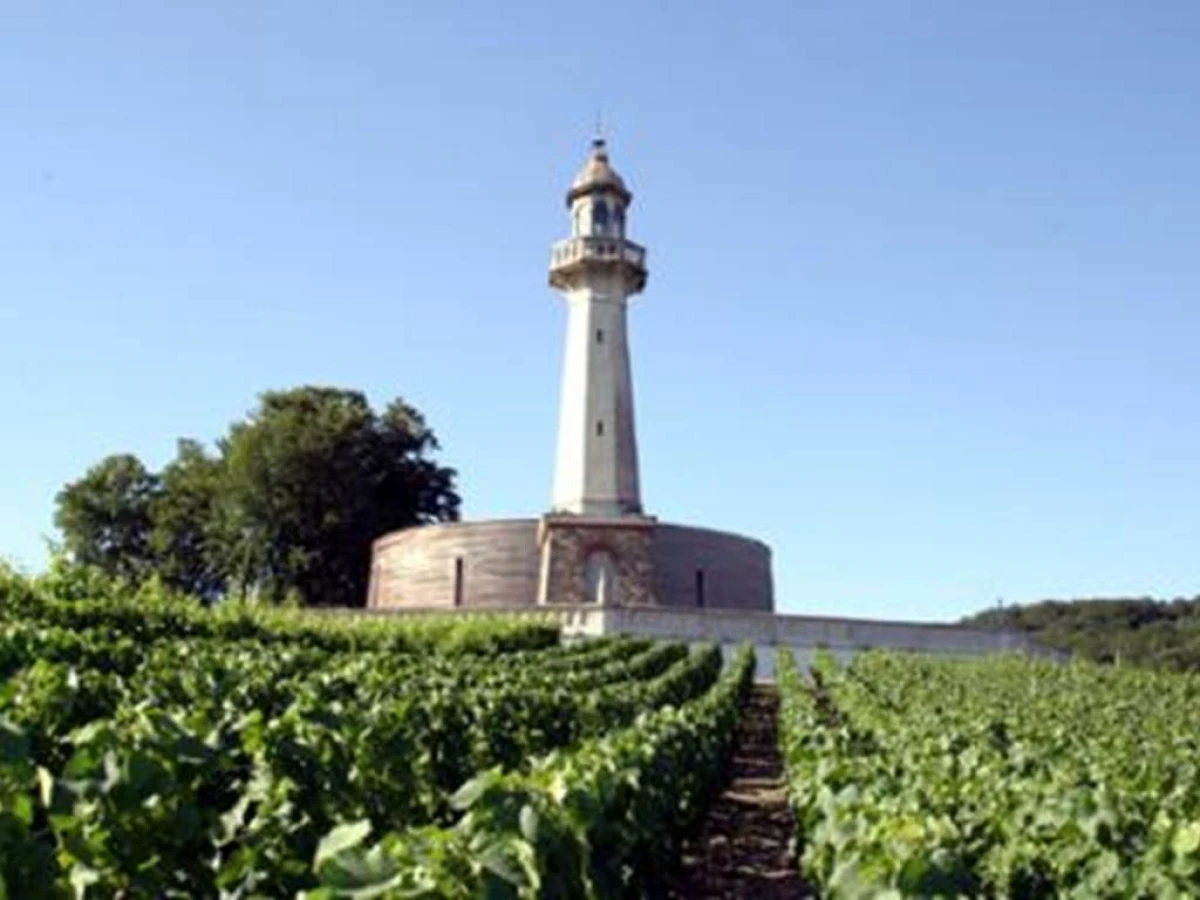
left=343, top=603, right=1067, bottom=674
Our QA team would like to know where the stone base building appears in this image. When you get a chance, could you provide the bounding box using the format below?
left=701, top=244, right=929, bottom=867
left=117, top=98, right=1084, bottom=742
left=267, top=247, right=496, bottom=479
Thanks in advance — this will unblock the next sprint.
left=369, top=138, right=776, bottom=617
left=366, top=138, right=1053, bottom=663
left=368, top=518, right=772, bottom=612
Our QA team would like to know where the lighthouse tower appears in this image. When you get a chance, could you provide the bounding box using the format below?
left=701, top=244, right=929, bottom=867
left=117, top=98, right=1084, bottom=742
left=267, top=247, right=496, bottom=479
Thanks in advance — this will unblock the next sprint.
left=548, top=137, right=647, bottom=516
left=537, top=138, right=657, bottom=606
left=367, top=136, right=776, bottom=616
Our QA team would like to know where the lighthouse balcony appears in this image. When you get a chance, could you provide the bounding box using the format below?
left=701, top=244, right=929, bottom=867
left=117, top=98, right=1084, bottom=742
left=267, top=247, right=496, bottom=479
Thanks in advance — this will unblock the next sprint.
left=549, top=237, right=648, bottom=290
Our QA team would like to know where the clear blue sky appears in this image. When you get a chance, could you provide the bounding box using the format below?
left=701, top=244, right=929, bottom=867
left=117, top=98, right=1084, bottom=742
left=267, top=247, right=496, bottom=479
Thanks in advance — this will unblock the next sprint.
left=3, top=1, right=1198, bottom=621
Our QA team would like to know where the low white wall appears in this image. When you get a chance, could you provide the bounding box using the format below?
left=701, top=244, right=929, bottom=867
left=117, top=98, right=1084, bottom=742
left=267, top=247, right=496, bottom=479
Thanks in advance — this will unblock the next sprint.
left=581, top=607, right=1064, bottom=678
left=342, top=603, right=1064, bottom=678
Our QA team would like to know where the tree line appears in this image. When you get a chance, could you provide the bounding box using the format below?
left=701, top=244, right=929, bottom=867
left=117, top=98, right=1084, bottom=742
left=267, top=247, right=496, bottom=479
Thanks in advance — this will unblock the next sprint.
left=53, top=386, right=460, bottom=608
left=965, top=595, right=1200, bottom=671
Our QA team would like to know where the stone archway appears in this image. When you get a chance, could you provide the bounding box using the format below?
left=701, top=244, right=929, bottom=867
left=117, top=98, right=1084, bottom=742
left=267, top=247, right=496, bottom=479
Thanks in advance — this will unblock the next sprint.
left=583, top=548, right=617, bottom=605
left=536, top=514, right=656, bottom=607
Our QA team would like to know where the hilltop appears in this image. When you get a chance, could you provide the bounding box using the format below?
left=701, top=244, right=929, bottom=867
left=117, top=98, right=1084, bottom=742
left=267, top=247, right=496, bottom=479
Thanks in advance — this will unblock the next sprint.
left=965, top=595, right=1200, bottom=670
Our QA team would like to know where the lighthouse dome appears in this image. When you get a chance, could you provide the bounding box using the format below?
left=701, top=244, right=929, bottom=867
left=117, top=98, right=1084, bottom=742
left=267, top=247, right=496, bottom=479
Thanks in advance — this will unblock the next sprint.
left=567, top=138, right=631, bottom=204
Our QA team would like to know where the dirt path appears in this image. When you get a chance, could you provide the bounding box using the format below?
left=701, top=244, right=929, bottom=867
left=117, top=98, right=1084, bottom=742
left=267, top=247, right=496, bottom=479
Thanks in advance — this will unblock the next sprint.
left=668, top=683, right=810, bottom=898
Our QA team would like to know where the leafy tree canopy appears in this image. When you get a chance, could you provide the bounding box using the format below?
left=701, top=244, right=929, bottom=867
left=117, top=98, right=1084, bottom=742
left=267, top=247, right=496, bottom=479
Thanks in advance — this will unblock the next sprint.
left=964, top=595, right=1200, bottom=671
left=54, top=386, right=460, bottom=607
left=54, top=454, right=158, bottom=585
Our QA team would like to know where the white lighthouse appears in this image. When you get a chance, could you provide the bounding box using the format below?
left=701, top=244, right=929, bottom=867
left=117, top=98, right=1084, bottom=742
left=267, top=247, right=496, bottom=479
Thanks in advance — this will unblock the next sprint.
left=369, top=136, right=777, bottom=615
left=537, top=137, right=658, bottom=606
left=547, top=137, right=648, bottom=516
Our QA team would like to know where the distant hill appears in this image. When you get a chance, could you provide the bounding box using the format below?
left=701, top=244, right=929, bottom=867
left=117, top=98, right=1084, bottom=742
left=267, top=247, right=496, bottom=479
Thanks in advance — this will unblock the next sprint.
left=964, top=596, right=1200, bottom=670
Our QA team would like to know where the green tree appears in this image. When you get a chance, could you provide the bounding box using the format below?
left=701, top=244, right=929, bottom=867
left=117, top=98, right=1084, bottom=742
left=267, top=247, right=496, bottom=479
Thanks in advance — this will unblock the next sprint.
left=54, top=454, right=159, bottom=583
left=214, top=386, right=460, bottom=607
left=966, top=594, right=1200, bottom=671
left=149, top=439, right=226, bottom=602
left=54, top=386, right=460, bottom=608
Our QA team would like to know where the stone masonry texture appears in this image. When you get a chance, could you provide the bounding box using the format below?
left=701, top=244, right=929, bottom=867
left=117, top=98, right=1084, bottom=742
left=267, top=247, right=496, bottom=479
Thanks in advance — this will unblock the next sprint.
left=537, top=515, right=656, bottom=606
left=368, top=518, right=773, bottom=611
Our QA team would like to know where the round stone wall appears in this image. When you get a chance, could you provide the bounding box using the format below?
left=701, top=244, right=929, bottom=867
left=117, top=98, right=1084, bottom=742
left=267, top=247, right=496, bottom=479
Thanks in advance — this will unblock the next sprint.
left=367, top=518, right=773, bottom=612
left=651, top=523, right=774, bottom=612
left=368, top=519, right=540, bottom=609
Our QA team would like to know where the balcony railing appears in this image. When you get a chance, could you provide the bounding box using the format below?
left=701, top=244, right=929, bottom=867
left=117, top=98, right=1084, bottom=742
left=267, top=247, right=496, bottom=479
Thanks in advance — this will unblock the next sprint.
left=550, top=237, right=647, bottom=270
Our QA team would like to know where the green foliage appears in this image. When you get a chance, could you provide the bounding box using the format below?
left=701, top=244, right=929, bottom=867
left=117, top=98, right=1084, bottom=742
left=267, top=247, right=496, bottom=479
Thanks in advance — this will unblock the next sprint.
left=308, top=644, right=756, bottom=898
left=149, top=439, right=227, bottom=601
left=52, top=385, right=461, bottom=607
left=966, top=595, right=1200, bottom=670
left=0, top=565, right=737, bottom=897
left=1, top=561, right=557, bottom=656
left=215, top=387, right=458, bottom=607
left=777, top=648, right=1200, bottom=898
left=0, top=720, right=58, bottom=899
left=53, top=454, right=158, bottom=584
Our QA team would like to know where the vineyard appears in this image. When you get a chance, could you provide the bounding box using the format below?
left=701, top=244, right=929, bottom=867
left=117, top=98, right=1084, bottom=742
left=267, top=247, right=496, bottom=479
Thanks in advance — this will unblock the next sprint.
left=778, top=648, right=1200, bottom=898
left=6, top=560, right=1200, bottom=898
left=0, top=563, right=752, bottom=897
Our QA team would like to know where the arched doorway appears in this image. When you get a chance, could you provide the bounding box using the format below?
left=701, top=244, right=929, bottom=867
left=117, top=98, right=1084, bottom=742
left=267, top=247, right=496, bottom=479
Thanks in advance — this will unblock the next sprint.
left=583, top=548, right=616, bottom=605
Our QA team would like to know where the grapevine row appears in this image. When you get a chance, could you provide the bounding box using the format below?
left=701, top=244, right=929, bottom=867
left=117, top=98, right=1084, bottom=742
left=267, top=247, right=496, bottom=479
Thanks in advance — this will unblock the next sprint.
left=1, top=625, right=719, bottom=893
left=0, top=562, right=558, bottom=656
left=308, top=643, right=756, bottom=898
left=11, top=643, right=720, bottom=896
left=777, top=648, right=1200, bottom=898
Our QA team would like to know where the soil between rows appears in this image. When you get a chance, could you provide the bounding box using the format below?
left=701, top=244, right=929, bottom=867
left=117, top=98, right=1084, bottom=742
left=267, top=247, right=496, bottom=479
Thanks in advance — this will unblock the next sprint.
left=667, top=683, right=811, bottom=898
